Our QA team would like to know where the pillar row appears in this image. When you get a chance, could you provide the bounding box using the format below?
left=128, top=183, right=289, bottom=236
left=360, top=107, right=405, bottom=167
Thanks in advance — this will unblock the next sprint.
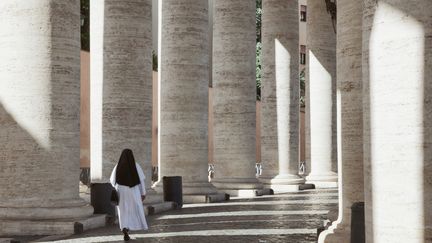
left=156, top=0, right=219, bottom=197
left=305, top=0, right=338, bottom=188
left=0, top=0, right=94, bottom=235
left=211, top=0, right=264, bottom=196
left=259, top=0, right=304, bottom=191
left=318, top=0, right=364, bottom=241
left=90, top=0, right=159, bottom=214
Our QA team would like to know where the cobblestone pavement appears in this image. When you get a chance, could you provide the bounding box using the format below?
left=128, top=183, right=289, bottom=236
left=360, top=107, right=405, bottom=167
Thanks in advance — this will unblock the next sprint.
left=33, top=189, right=338, bottom=243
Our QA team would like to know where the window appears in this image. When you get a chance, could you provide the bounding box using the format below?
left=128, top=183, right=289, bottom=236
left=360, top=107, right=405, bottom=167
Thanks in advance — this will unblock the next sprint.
left=300, top=45, right=306, bottom=65
left=300, top=5, right=307, bottom=22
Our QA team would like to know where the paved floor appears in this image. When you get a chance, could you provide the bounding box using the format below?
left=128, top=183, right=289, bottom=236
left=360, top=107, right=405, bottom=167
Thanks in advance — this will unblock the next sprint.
left=38, top=189, right=338, bottom=243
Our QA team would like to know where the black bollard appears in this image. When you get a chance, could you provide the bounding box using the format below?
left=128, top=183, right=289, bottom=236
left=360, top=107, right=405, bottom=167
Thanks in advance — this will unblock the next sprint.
left=91, top=183, right=116, bottom=216
left=350, top=202, right=365, bottom=243
left=74, top=222, right=84, bottom=234
left=163, top=176, right=183, bottom=208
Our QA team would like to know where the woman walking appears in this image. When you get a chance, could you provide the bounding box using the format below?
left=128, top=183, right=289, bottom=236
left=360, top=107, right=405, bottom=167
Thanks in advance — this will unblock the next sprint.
left=110, top=149, right=148, bottom=241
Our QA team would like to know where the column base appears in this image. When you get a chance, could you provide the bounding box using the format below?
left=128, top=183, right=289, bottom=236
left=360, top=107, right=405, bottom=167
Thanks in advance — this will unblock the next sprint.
left=306, top=173, right=338, bottom=188
left=0, top=214, right=106, bottom=236
left=211, top=178, right=270, bottom=197
left=318, top=223, right=350, bottom=243
left=182, top=181, right=219, bottom=195
left=153, top=180, right=226, bottom=203
left=0, top=198, right=103, bottom=236
left=260, top=174, right=305, bottom=192
left=0, top=198, right=94, bottom=220
left=143, top=189, right=176, bottom=215
left=143, top=188, right=164, bottom=205
left=144, top=202, right=176, bottom=215
left=183, top=193, right=228, bottom=203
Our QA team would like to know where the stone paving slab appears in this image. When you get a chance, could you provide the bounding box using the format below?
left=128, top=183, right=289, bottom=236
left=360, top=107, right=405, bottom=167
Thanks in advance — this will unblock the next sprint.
left=8, top=189, right=337, bottom=243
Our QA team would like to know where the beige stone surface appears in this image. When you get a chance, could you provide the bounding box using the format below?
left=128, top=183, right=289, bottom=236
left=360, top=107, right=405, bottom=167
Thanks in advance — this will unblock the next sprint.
left=208, top=88, right=214, bottom=165
left=80, top=51, right=91, bottom=168
left=259, top=0, right=304, bottom=190
left=305, top=0, right=337, bottom=187
left=318, top=0, right=364, bottom=241
left=157, top=0, right=217, bottom=195
left=299, top=108, right=305, bottom=163
left=152, top=71, right=158, bottom=167
left=362, top=0, right=432, bottom=242
left=211, top=0, right=263, bottom=194
left=0, top=0, right=94, bottom=234
left=90, top=0, right=153, bottom=191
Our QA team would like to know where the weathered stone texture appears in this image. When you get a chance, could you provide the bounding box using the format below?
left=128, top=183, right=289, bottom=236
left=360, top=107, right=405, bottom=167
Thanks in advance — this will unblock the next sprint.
left=0, top=0, right=92, bottom=223
left=158, top=0, right=217, bottom=195
left=211, top=0, right=263, bottom=191
left=52, top=189, right=339, bottom=242
left=305, top=0, right=337, bottom=187
left=259, top=0, right=303, bottom=189
left=90, top=0, right=153, bottom=187
left=318, top=0, right=364, bottom=241
left=362, top=0, right=432, bottom=242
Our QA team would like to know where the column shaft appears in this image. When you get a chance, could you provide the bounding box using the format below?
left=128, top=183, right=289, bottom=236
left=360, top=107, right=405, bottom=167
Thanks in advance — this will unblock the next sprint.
left=305, top=0, right=338, bottom=188
left=260, top=0, right=304, bottom=191
left=158, top=0, right=217, bottom=195
left=90, top=0, right=155, bottom=212
left=363, top=0, right=432, bottom=241
left=211, top=0, right=263, bottom=196
left=0, top=0, right=93, bottom=234
left=318, top=0, right=364, bottom=241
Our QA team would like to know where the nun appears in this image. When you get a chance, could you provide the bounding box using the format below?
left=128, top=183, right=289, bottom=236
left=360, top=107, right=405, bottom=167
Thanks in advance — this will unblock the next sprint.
left=110, top=149, right=148, bottom=241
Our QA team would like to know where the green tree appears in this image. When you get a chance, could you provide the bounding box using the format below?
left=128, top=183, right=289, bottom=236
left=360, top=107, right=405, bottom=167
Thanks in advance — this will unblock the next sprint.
left=152, top=51, right=158, bottom=72
left=300, top=68, right=305, bottom=107
left=80, top=0, right=90, bottom=51
left=256, top=0, right=262, bottom=43
left=256, top=0, right=262, bottom=100
left=256, top=42, right=262, bottom=100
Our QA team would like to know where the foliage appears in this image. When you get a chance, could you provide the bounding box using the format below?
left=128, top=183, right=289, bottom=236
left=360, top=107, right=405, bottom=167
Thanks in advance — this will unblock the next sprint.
left=152, top=51, right=158, bottom=72
left=80, top=0, right=90, bottom=51
left=256, top=42, right=262, bottom=100
left=256, top=0, right=262, bottom=43
left=300, top=68, right=305, bottom=107
left=256, top=0, right=262, bottom=100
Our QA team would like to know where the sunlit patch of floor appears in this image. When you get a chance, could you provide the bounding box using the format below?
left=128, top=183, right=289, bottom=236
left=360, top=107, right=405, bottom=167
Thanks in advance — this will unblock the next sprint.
left=182, top=199, right=338, bottom=208
left=49, top=189, right=338, bottom=243
left=156, top=210, right=330, bottom=220
left=49, top=229, right=318, bottom=243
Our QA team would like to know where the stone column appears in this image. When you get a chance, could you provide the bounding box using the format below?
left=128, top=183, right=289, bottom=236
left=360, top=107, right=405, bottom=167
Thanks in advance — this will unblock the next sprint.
left=0, top=0, right=96, bottom=235
left=211, top=0, right=264, bottom=196
left=318, top=0, right=364, bottom=242
left=156, top=0, right=220, bottom=201
left=259, top=0, right=304, bottom=191
left=305, top=0, right=338, bottom=188
left=90, top=0, right=158, bottom=214
left=363, top=0, right=432, bottom=242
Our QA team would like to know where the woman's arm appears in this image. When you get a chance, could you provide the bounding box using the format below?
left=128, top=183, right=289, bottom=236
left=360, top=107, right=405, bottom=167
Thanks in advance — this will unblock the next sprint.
left=136, top=163, right=147, bottom=196
left=109, top=165, right=117, bottom=187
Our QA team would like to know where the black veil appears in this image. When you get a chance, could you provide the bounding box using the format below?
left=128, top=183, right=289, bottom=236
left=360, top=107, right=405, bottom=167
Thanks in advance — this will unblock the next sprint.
left=116, top=149, right=140, bottom=187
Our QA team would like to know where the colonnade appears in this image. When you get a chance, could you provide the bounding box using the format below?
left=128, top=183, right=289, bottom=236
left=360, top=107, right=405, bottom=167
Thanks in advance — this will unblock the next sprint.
left=319, top=0, right=432, bottom=242
left=260, top=0, right=305, bottom=191
left=305, top=0, right=338, bottom=188
left=0, top=1, right=95, bottom=235
left=0, top=0, right=431, bottom=241
left=156, top=0, right=219, bottom=199
left=90, top=0, right=159, bottom=214
left=210, top=0, right=264, bottom=196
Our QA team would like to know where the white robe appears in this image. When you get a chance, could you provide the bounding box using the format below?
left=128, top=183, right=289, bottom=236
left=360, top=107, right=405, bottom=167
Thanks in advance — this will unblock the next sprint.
left=110, top=163, right=148, bottom=231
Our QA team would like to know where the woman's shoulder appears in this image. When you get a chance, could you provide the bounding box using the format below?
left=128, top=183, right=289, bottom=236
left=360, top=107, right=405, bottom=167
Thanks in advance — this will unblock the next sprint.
left=135, top=162, right=144, bottom=171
